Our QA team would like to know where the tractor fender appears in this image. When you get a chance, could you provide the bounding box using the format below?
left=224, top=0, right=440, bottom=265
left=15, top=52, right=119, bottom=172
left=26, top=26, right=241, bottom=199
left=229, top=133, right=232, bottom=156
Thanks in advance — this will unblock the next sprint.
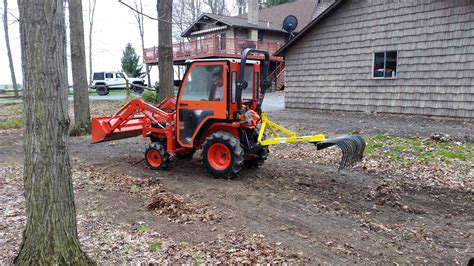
left=194, top=119, right=239, bottom=149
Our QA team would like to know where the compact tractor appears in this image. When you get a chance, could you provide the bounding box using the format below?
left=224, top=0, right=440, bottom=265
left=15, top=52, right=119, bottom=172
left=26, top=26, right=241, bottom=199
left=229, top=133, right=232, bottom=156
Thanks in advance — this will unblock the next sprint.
left=91, top=49, right=366, bottom=178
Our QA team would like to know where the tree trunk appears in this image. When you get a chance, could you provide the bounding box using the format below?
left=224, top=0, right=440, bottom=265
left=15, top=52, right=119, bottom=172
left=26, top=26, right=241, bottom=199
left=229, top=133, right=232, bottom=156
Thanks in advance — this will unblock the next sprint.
left=69, top=0, right=91, bottom=135
left=14, top=0, right=94, bottom=264
left=157, top=0, right=174, bottom=102
left=3, top=0, right=19, bottom=97
left=88, top=0, right=96, bottom=83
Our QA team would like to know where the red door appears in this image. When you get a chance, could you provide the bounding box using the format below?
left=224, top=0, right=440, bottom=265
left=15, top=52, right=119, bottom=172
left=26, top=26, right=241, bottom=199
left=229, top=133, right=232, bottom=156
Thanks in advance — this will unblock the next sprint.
left=176, top=62, right=228, bottom=148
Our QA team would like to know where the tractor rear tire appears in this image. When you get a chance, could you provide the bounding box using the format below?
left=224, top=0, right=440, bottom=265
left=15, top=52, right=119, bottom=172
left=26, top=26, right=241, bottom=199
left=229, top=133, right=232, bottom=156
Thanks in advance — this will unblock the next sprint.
left=202, top=131, right=244, bottom=179
left=244, top=146, right=269, bottom=169
left=145, top=142, right=170, bottom=170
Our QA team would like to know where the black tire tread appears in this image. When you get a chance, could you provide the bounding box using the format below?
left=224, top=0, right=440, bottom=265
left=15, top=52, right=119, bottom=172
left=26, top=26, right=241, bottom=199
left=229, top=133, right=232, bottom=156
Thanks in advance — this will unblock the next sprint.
left=145, top=142, right=170, bottom=170
left=95, top=85, right=109, bottom=96
left=201, top=131, right=244, bottom=179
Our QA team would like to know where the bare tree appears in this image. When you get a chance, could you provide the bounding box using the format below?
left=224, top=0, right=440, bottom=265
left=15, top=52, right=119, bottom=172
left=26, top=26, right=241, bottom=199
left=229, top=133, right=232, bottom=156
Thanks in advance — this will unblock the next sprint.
left=69, top=0, right=91, bottom=135
left=236, top=0, right=246, bottom=15
left=172, top=0, right=202, bottom=41
left=203, top=0, right=228, bottom=15
left=157, top=0, right=174, bottom=102
left=131, top=0, right=150, bottom=87
left=88, top=0, right=96, bottom=82
left=2, top=0, right=19, bottom=97
left=14, top=0, right=93, bottom=263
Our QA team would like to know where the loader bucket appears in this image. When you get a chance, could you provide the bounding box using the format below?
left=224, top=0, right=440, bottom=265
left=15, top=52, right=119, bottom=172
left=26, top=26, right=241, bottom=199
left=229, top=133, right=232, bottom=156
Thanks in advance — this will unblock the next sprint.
left=91, top=116, right=144, bottom=144
left=315, top=135, right=366, bottom=170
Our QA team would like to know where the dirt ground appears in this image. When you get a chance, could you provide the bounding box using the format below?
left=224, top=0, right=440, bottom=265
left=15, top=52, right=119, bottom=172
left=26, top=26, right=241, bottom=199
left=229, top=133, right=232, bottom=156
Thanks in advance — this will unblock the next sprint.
left=1, top=101, right=473, bottom=264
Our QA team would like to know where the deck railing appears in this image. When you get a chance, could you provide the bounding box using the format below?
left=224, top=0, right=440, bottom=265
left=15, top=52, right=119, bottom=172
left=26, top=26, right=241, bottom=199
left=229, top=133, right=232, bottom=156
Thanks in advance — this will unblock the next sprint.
left=143, top=35, right=283, bottom=64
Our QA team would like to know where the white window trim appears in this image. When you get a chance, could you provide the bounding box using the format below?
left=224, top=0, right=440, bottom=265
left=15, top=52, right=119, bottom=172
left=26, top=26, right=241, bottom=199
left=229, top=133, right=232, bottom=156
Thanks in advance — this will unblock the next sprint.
left=371, top=50, right=398, bottom=79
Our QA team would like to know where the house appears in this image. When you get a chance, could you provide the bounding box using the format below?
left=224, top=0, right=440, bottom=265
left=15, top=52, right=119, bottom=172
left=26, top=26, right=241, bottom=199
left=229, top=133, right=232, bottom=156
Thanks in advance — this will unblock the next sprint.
left=276, top=0, right=474, bottom=118
left=143, top=0, right=334, bottom=90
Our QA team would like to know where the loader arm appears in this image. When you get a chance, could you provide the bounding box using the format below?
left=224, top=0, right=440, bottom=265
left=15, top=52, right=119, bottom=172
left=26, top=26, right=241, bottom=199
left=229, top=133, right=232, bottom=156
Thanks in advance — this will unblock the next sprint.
left=91, top=98, right=173, bottom=144
left=257, top=113, right=366, bottom=170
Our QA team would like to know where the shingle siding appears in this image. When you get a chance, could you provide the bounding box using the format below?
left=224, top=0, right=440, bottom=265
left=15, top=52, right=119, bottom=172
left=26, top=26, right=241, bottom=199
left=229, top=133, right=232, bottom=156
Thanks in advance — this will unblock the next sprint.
left=284, top=0, right=474, bottom=118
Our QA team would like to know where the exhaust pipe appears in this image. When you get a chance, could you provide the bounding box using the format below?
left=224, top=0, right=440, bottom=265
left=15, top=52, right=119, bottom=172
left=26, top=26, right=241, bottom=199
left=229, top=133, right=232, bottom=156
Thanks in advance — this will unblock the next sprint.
left=315, top=135, right=366, bottom=170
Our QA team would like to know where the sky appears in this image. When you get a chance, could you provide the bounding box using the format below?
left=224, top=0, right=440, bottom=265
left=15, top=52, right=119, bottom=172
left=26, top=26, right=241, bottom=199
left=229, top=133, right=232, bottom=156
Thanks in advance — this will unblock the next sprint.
left=0, top=0, right=160, bottom=85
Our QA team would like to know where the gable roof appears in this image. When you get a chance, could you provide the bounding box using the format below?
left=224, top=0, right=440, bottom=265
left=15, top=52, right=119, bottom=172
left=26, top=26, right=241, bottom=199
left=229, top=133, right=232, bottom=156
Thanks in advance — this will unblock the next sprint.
left=181, top=0, right=322, bottom=38
left=238, top=0, right=320, bottom=32
left=181, top=13, right=286, bottom=37
left=275, top=0, right=344, bottom=56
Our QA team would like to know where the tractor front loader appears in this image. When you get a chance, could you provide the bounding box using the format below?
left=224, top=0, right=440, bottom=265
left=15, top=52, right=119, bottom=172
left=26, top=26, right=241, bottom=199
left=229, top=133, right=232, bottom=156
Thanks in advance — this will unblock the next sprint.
left=91, top=49, right=366, bottom=178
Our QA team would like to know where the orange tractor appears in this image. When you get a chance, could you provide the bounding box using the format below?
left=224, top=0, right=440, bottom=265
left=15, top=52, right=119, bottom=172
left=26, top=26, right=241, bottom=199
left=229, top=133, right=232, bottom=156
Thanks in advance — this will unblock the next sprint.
left=91, top=49, right=365, bottom=178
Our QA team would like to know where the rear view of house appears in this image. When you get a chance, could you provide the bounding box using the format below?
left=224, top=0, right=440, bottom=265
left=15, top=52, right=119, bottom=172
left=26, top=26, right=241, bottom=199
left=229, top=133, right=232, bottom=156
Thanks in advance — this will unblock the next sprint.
left=276, top=0, right=474, bottom=118
left=143, top=0, right=331, bottom=91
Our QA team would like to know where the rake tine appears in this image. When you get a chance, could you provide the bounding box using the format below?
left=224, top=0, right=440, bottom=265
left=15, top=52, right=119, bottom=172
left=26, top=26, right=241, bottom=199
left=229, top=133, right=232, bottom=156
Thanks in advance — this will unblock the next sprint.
left=316, top=135, right=366, bottom=170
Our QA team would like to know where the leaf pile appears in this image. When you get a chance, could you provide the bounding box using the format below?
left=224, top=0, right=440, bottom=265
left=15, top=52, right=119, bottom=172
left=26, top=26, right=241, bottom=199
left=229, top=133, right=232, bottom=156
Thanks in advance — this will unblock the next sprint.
left=366, top=180, right=402, bottom=206
left=193, top=231, right=299, bottom=264
left=72, top=159, right=221, bottom=224
left=147, top=188, right=220, bottom=224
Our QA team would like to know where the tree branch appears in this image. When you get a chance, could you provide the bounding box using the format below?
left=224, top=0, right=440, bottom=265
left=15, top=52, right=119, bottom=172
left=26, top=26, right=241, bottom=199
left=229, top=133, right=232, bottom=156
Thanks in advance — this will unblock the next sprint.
left=118, top=0, right=176, bottom=24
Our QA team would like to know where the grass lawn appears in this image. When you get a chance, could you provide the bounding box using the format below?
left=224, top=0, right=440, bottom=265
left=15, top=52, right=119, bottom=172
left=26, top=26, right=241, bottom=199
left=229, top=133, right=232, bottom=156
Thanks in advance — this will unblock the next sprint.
left=366, top=133, right=474, bottom=166
left=67, top=90, right=127, bottom=97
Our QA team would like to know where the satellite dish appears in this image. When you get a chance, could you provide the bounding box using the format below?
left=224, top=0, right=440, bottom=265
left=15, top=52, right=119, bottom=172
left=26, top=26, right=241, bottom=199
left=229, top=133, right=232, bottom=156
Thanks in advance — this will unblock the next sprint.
left=282, top=15, right=298, bottom=39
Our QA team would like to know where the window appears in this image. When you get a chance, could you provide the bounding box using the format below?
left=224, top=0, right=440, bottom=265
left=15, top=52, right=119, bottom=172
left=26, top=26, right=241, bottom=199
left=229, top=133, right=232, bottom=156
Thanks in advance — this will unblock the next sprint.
left=232, top=65, right=254, bottom=103
left=254, top=72, right=259, bottom=99
left=105, top=73, right=113, bottom=79
left=231, top=71, right=237, bottom=103
left=243, top=65, right=254, bottom=100
left=181, top=65, right=224, bottom=101
left=92, top=72, right=104, bottom=81
left=196, top=36, right=204, bottom=50
left=115, top=73, right=125, bottom=78
left=217, top=33, right=226, bottom=50
left=373, top=51, right=397, bottom=78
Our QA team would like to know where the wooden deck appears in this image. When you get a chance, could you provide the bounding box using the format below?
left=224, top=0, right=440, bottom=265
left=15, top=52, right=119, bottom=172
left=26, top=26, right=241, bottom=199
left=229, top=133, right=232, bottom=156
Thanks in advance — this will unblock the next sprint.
left=143, top=36, right=284, bottom=65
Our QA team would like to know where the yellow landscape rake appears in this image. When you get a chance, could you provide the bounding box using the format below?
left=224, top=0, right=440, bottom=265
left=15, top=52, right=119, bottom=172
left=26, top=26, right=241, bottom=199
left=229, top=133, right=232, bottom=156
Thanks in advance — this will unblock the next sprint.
left=257, top=112, right=365, bottom=170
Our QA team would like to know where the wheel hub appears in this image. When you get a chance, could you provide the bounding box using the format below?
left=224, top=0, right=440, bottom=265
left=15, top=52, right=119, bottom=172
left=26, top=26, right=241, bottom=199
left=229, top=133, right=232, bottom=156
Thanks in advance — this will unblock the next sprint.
left=208, top=143, right=231, bottom=171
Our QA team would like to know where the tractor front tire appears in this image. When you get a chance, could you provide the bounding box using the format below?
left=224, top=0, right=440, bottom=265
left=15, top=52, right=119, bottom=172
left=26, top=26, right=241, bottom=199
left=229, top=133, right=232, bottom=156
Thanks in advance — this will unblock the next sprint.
left=145, top=142, right=170, bottom=170
left=202, top=132, right=244, bottom=179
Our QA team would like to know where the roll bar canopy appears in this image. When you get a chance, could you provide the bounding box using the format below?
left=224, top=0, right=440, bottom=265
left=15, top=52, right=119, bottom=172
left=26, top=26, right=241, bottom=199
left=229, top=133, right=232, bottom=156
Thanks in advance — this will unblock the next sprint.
left=236, top=49, right=272, bottom=114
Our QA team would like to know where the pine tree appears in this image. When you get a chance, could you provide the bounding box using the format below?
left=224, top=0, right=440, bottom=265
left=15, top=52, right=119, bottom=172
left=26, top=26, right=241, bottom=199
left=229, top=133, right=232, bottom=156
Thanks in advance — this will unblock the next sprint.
left=121, top=43, right=144, bottom=78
